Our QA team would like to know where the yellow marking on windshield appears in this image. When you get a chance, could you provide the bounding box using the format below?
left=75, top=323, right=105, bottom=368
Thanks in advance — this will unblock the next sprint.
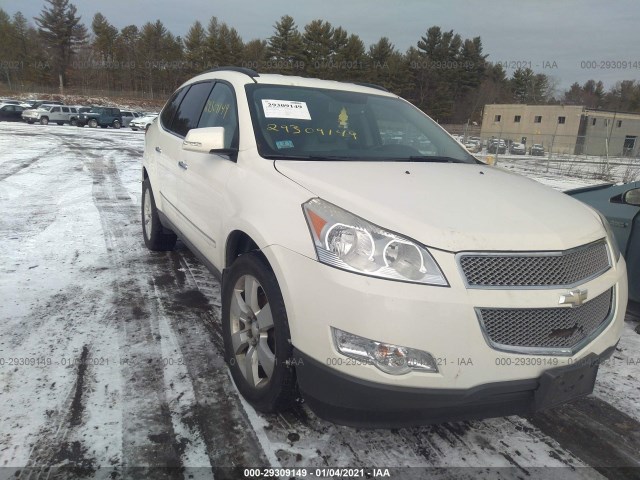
left=338, top=107, right=349, bottom=128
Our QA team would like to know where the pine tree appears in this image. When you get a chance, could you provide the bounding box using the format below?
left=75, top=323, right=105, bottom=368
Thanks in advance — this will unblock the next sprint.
left=243, top=39, right=267, bottom=71
left=267, top=15, right=304, bottom=73
left=114, top=25, right=140, bottom=91
left=184, top=21, right=208, bottom=73
left=303, top=19, right=333, bottom=77
left=217, top=24, right=244, bottom=67
left=0, top=10, right=17, bottom=87
left=91, top=13, right=118, bottom=60
left=34, top=0, right=87, bottom=91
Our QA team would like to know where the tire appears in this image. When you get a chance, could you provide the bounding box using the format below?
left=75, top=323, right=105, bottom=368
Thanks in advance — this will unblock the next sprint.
left=222, top=253, right=297, bottom=412
left=27, top=120, right=34, bottom=124
left=70, top=118, right=77, bottom=126
left=131, top=127, right=138, bottom=131
left=40, top=117, right=49, bottom=125
left=113, top=119, right=121, bottom=129
left=141, top=178, right=177, bottom=251
left=88, top=118, right=98, bottom=128
left=57, top=122, right=64, bottom=126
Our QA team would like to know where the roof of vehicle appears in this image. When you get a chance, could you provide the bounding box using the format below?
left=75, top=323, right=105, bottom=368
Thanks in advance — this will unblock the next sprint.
left=187, top=68, right=395, bottom=97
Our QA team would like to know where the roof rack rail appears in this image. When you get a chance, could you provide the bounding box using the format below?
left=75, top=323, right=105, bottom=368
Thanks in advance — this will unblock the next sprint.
left=351, top=81, right=388, bottom=92
left=203, top=66, right=260, bottom=78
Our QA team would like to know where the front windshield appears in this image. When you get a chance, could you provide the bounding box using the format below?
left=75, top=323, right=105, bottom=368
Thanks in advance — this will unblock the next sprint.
left=246, top=84, right=475, bottom=163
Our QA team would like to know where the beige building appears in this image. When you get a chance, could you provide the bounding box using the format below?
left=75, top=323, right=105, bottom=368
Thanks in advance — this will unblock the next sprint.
left=480, top=104, right=640, bottom=156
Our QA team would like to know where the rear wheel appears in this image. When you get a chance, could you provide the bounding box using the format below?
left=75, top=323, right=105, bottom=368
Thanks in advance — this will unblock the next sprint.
left=141, top=178, right=177, bottom=251
left=40, top=117, right=49, bottom=125
left=113, top=119, right=121, bottom=129
left=88, top=118, right=98, bottom=128
left=222, top=253, right=297, bottom=412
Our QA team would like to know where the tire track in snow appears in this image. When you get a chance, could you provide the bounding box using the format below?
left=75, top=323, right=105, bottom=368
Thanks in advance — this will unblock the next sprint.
left=62, top=131, right=270, bottom=477
left=149, top=253, right=271, bottom=476
left=0, top=155, right=46, bottom=182
left=75, top=138, right=186, bottom=478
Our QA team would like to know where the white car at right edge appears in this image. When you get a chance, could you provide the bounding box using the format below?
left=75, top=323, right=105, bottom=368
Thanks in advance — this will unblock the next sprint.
left=141, top=67, right=627, bottom=427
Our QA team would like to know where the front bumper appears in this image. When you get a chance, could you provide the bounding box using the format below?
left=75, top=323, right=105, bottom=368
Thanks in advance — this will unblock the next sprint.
left=294, top=344, right=617, bottom=427
left=263, top=245, right=626, bottom=386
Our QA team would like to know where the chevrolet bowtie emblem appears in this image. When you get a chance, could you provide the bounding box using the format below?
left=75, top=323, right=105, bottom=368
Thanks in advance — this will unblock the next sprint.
left=559, top=289, right=588, bottom=307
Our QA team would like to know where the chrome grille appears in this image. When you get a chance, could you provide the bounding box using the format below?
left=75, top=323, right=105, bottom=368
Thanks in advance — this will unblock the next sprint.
left=477, top=288, right=613, bottom=354
left=459, top=240, right=610, bottom=288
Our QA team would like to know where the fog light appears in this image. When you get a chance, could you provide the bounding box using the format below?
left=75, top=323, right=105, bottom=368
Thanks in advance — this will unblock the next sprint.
left=332, top=328, right=438, bottom=375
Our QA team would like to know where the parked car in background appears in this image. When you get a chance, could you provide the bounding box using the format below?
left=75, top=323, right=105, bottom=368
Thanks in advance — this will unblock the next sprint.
left=0, top=103, right=25, bottom=122
left=487, top=139, right=506, bottom=154
left=21, top=104, right=80, bottom=125
left=509, top=142, right=526, bottom=155
left=130, top=113, right=158, bottom=131
left=76, top=107, right=122, bottom=129
left=0, top=99, right=21, bottom=105
left=566, top=182, right=640, bottom=302
left=120, top=110, right=141, bottom=127
left=141, top=68, right=627, bottom=426
left=464, top=140, right=482, bottom=153
left=530, top=144, right=545, bottom=156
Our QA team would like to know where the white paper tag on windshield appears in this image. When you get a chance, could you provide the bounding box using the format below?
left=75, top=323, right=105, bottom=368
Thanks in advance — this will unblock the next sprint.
left=262, top=99, right=311, bottom=120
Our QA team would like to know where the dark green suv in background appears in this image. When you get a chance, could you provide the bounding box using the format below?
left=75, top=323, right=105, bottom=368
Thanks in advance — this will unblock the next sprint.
left=76, top=107, right=123, bottom=129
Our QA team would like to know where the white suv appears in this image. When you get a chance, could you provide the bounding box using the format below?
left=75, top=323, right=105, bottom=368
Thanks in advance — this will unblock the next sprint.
left=142, top=68, right=627, bottom=426
left=21, top=104, right=80, bottom=125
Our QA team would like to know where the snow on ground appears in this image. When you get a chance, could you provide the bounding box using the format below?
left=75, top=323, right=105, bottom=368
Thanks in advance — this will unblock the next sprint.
left=0, top=122, right=638, bottom=479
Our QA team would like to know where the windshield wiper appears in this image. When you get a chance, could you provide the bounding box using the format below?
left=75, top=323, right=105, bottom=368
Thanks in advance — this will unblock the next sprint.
left=406, top=156, right=467, bottom=163
left=262, top=154, right=351, bottom=161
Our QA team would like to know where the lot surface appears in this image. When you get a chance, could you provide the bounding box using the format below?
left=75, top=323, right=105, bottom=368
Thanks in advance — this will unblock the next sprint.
left=0, top=123, right=639, bottom=479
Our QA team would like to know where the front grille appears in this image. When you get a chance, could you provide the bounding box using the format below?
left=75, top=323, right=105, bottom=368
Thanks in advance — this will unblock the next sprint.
left=459, top=240, right=610, bottom=288
left=477, top=288, right=613, bottom=354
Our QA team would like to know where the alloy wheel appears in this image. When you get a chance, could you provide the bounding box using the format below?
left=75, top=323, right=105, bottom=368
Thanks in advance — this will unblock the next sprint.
left=229, top=275, right=276, bottom=389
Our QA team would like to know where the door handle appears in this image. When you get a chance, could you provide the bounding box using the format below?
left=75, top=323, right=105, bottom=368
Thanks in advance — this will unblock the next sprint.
left=155, top=146, right=162, bottom=153
left=178, top=161, right=188, bottom=170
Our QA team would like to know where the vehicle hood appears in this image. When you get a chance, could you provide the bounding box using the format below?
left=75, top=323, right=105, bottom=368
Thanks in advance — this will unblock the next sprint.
left=274, top=161, right=605, bottom=252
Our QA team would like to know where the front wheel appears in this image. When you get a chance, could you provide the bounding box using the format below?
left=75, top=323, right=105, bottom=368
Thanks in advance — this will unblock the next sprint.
left=141, top=178, right=177, bottom=251
left=222, top=253, right=297, bottom=412
left=70, top=118, right=77, bottom=126
left=113, top=119, right=121, bottom=129
left=40, top=117, right=49, bottom=125
left=88, top=119, right=98, bottom=128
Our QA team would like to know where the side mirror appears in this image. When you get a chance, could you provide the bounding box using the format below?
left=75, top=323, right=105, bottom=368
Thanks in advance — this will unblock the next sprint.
left=623, top=188, right=640, bottom=206
left=182, top=127, right=228, bottom=154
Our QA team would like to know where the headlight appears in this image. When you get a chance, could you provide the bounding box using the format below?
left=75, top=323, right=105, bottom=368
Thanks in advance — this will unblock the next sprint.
left=303, top=198, right=448, bottom=285
left=596, top=211, right=621, bottom=262
left=332, top=328, right=438, bottom=375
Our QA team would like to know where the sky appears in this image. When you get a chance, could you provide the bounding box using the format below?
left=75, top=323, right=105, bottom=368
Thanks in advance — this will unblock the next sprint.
left=1, top=0, right=638, bottom=92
